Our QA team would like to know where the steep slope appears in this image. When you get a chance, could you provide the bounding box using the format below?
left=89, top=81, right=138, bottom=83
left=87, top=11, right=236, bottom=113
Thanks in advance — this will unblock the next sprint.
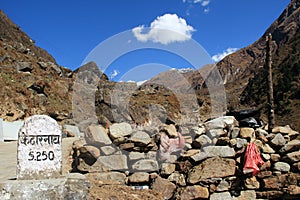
left=205, top=0, right=300, bottom=130
left=0, top=10, right=73, bottom=121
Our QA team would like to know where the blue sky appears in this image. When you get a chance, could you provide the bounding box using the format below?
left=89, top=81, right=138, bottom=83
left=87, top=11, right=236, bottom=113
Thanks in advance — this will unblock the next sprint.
left=1, top=0, right=290, bottom=81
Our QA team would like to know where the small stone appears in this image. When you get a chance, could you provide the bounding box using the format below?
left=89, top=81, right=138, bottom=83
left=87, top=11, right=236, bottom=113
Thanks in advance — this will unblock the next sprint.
left=210, top=192, right=232, bottom=200
left=132, top=159, right=159, bottom=172
left=128, top=172, right=149, bottom=183
left=109, top=122, right=132, bottom=139
left=236, top=138, right=248, bottom=149
left=286, top=151, right=300, bottom=163
left=151, top=176, right=176, bottom=200
left=273, top=162, right=290, bottom=172
left=181, top=149, right=200, bottom=158
left=161, top=124, right=177, bottom=137
left=262, top=153, right=271, bottom=160
left=262, top=144, right=275, bottom=154
left=161, top=163, right=176, bottom=176
left=128, top=152, right=145, bottom=160
left=271, top=133, right=286, bottom=147
left=180, top=185, right=209, bottom=199
left=245, top=176, right=260, bottom=189
left=230, top=127, right=240, bottom=139
left=270, top=154, right=281, bottom=162
left=79, top=145, right=101, bottom=162
left=207, top=129, right=226, bottom=138
left=230, top=139, right=237, bottom=147
left=240, top=128, right=255, bottom=140
left=193, top=135, right=212, bottom=148
left=237, top=190, right=256, bottom=200
left=216, top=179, right=230, bottom=192
left=129, top=131, right=151, bottom=146
left=100, top=146, right=118, bottom=155
left=168, top=172, right=186, bottom=186
left=257, top=171, right=272, bottom=178
left=272, top=125, right=295, bottom=135
left=280, top=140, right=300, bottom=153
left=119, top=142, right=134, bottom=150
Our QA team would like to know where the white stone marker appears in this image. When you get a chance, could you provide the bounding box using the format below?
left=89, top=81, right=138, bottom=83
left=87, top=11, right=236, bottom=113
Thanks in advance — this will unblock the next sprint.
left=17, top=115, right=62, bottom=180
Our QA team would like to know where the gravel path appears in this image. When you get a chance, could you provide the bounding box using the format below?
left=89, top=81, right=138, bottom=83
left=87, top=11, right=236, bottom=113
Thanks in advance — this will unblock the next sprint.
left=0, top=141, right=17, bottom=180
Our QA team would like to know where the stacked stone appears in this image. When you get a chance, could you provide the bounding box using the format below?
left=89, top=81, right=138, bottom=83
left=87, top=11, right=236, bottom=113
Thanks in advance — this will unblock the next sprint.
left=74, top=116, right=300, bottom=200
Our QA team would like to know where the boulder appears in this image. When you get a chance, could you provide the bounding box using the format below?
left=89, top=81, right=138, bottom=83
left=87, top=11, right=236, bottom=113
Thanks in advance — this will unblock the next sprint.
left=193, top=135, right=212, bottom=148
left=132, top=159, right=159, bottom=172
left=210, top=192, right=232, bottom=200
left=285, top=151, right=300, bottom=163
left=202, top=146, right=235, bottom=158
left=270, top=133, right=286, bottom=147
left=204, top=116, right=238, bottom=130
left=109, top=122, right=132, bottom=139
left=280, top=140, right=300, bottom=153
left=128, top=172, right=149, bottom=183
left=180, top=185, right=209, bottom=199
left=273, top=162, right=290, bottom=172
left=239, top=128, right=255, bottom=139
left=85, top=125, right=112, bottom=145
left=129, top=131, right=151, bottom=146
left=151, top=176, right=176, bottom=200
left=188, top=157, right=236, bottom=184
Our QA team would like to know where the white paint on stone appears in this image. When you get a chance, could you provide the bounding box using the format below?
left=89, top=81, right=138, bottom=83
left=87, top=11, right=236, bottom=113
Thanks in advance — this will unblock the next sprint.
left=17, top=115, right=62, bottom=180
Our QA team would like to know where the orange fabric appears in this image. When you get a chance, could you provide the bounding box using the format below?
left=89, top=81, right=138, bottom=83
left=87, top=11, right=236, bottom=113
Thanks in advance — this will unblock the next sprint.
left=243, top=142, right=265, bottom=175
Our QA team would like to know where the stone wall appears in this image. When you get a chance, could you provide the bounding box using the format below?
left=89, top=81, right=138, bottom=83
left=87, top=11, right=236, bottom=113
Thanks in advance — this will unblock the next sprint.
left=73, top=116, right=300, bottom=199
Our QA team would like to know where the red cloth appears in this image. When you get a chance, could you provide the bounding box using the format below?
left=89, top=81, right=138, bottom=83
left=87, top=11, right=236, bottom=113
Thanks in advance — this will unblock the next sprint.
left=243, top=142, right=265, bottom=175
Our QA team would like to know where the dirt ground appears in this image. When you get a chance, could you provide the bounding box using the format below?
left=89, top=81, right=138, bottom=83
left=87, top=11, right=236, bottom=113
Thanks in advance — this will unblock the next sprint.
left=87, top=178, right=164, bottom=200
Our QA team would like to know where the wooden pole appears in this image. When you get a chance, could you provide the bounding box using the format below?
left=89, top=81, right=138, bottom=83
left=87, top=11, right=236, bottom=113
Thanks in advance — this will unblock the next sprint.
left=266, top=33, right=275, bottom=133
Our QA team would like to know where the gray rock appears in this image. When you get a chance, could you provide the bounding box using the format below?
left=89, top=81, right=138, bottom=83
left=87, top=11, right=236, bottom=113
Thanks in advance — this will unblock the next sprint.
left=129, top=131, right=151, bottom=146
left=207, top=129, right=226, bottom=138
left=280, top=140, right=300, bottom=153
left=85, top=125, right=112, bottom=144
left=210, top=192, right=232, bottom=200
left=128, top=152, right=145, bottom=160
left=100, top=146, right=119, bottom=155
left=63, top=124, right=81, bottom=138
left=216, top=179, right=230, bottom=192
left=97, top=155, right=128, bottom=171
left=109, top=122, right=132, bottom=139
left=193, top=135, right=212, bottom=148
left=132, top=159, right=159, bottom=172
left=230, top=127, right=240, bottom=138
left=0, top=174, right=89, bottom=200
left=273, top=162, right=290, bottom=172
left=16, top=62, right=33, bottom=72
left=271, top=133, right=286, bottom=147
left=191, top=152, right=207, bottom=162
left=236, top=138, right=248, bottom=149
left=129, top=172, right=149, bottom=183
left=204, top=116, right=238, bottom=130
left=202, top=146, right=235, bottom=158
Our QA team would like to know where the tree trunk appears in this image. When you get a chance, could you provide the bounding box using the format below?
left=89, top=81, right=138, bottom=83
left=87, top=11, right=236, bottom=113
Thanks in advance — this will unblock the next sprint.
left=266, top=34, right=275, bottom=133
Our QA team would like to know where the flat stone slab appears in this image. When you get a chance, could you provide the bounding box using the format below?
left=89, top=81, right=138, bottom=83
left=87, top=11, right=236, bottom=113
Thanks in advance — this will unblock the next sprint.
left=0, top=141, right=17, bottom=180
left=3, top=120, right=24, bottom=141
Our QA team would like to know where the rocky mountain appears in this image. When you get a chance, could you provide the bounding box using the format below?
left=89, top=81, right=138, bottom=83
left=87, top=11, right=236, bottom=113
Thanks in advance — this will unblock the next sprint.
left=192, top=0, right=300, bottom=131
left=0, top=10, right=73, bottom=122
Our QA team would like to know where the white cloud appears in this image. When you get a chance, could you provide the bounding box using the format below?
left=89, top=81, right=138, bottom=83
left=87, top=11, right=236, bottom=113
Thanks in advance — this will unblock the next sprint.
left=132, top=13, right=195, bottom=45
left=212, top=48, right=239, bottom=62
left=201, top=0, right=210, bottom=6
left=109, top=69, right=119, bottom=79
left=204, top=8, right=210, bottom=14
left=183, top=0, right=210, bottom=6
